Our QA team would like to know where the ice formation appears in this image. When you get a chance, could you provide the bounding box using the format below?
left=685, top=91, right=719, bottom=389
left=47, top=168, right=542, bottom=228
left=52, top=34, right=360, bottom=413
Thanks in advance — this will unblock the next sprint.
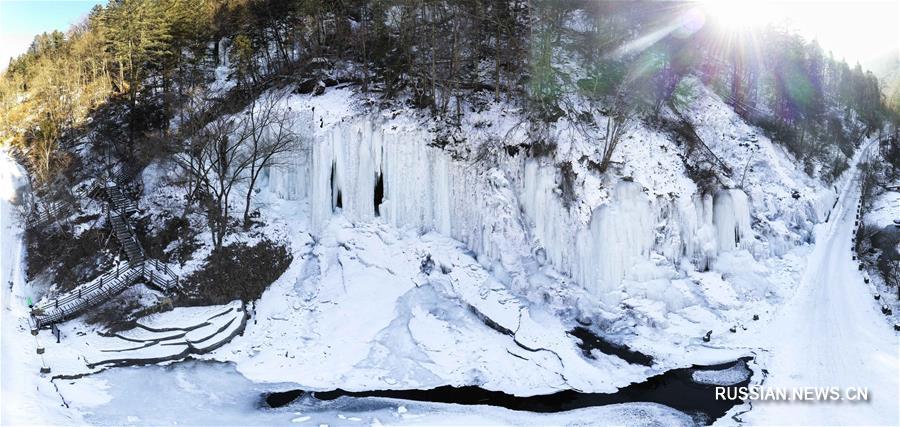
left=267, top=116, right=758, bottom=300
left=713, top=189, right=753, bottom=253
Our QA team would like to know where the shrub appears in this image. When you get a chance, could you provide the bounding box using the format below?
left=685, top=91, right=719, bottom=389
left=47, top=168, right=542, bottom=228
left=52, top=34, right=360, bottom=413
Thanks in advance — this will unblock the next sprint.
left=84, top=287, right=143, bottom=332
left=823, top=155, right=849, bottom=183
left=137, top=215, right=197, bottom=265
left=26, top=227, right=113, bottom=292
left=181, top=239, right=292, bottom=306
left=752, top=115, right=799, bottom=154
left=529, top=138, right=557, bottom=158
left=685, top=162, right=720, bottom=195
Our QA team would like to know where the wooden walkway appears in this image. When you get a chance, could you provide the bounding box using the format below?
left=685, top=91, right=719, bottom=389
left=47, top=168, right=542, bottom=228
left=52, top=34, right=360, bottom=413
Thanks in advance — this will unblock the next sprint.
left=31, top=165, right=179, bottom=329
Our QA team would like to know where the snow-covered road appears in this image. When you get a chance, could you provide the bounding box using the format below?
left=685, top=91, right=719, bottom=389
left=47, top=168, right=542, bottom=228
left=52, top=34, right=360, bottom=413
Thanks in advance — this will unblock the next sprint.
left=747, top=140, right=899, bottom=425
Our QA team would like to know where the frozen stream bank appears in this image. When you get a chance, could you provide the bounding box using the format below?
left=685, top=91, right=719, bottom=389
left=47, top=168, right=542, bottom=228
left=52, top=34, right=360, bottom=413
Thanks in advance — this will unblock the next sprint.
left=55, top=358, right=749, bottom=425
left=264, top=358, right=753, bottom=424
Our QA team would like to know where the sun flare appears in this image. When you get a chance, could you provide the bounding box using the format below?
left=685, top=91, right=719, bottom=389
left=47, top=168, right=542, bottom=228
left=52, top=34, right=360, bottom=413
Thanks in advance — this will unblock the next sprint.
left=700, top=0, right=782, bottom=31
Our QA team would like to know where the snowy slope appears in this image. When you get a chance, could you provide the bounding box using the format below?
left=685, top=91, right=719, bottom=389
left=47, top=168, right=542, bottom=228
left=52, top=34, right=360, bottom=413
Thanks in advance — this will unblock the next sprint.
left=206, top=217, right=656, bottom=395
left=257, top=81, right=829, bottom=328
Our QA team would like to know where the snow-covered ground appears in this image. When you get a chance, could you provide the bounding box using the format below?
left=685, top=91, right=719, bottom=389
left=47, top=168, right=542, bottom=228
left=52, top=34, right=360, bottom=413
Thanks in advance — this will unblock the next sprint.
left=864, top=182, right=900, bottom=228
left=55, top=361, right=695, bottom=426
left=38, top=300, right=246, bottom=375
left=204, top=217, right=660, bottom=395
left=743, top=140, right=899, bottom=425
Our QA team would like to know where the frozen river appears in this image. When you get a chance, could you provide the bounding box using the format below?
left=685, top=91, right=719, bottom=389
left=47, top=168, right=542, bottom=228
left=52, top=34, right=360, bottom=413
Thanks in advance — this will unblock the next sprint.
left=59, top=360, right=698, bottom=426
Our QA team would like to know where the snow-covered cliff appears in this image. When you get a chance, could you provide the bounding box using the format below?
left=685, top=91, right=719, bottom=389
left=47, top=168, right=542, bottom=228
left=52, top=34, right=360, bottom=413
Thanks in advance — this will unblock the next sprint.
left=262, top=82, right=829, bottom=308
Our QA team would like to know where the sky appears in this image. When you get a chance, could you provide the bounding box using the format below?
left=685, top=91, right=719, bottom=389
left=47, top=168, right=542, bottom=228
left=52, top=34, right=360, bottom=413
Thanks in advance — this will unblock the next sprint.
left=0, top=0, right=897, bottom=72
left=0, top=0, right=105, bottom=71
left=762, top=1, right=898, bottom=67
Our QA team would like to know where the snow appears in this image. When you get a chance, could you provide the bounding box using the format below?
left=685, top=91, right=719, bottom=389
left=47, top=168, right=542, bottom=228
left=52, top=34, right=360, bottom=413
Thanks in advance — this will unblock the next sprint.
left=713, top=189, right=752, bottom=253
left=203, top=218, right=655, bottom=396
left=2, top=149, right=83, bottom=425
left=742, top=139, right=899, bottom=425
left=275, top=104, right=760, bottom=306
left=36, top=301, right=246, bottom=375
left=575, top=180, right=656, bottom=300
left=864, top=183, right=900, bottom=228
left=232, top=84, right=879, bottom=408
left=677, top=77, right=835, bottom=257
left=4, top=78, right=897, bottom=426
left=302, top=115, right=527, bottom=271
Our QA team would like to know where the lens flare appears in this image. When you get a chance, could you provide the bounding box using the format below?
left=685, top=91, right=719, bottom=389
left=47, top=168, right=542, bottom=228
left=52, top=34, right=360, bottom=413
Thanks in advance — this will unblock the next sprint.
left=700, top=0, right=782, bottom=31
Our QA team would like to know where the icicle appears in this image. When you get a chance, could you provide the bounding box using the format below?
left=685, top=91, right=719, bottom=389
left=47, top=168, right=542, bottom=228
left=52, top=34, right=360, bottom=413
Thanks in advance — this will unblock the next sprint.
left=713, top=189, right=752, bottom=253
left=522, top=160, right=577, bottom=272
left=295, top=116, right=760, bottom=300
left=310, top=128, right=335, bottom=231
left=264, top=148, right=307, bottom=200
left=578, top=182, right=655, bottom=296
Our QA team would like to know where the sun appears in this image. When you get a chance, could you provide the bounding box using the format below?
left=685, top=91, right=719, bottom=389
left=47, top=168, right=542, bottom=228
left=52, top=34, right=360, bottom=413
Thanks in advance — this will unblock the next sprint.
left=699, top=0, right=782, bottom=31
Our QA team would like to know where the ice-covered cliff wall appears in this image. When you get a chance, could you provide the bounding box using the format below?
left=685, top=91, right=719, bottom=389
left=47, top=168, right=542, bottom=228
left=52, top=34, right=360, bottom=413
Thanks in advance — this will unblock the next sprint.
left=521, top=160, right=754, bottom=294
left=268, top=116, right=757, bottom=300
left=299, top=118, right=527, bottom=266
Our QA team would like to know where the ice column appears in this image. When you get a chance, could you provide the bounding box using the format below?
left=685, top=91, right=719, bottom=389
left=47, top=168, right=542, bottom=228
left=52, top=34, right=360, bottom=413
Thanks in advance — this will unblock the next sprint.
left=713, top=189, right=752, bottom=252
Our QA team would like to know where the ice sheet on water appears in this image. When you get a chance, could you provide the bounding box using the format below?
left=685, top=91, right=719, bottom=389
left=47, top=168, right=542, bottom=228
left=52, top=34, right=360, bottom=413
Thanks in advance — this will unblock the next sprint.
left=691, top=360, right=752, bottom=386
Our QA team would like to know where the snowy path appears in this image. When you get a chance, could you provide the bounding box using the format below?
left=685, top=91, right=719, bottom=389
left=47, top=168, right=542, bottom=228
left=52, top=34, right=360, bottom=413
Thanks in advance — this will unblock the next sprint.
left=747, top=141, right=899, bottom=425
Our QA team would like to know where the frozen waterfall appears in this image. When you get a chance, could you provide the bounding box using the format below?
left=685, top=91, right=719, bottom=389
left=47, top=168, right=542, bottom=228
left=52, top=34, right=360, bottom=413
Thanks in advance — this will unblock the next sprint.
left=266, top=116, right=757, bottom=298
left=713, top=189, right=753, bottom=253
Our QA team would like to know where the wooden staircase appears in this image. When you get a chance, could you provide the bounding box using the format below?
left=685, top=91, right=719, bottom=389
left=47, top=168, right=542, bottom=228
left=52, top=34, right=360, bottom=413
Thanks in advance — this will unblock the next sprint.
left=105, top=185, right=138, bottom=216
left=31, top=260, right=181, bottom=328
left=30, top=163, right=181, bottom=329
left=110, top=214, right=144, bottom=262
left=32, top=262, right=144, bottom=328
left=143, top=259, right=180, bottom=292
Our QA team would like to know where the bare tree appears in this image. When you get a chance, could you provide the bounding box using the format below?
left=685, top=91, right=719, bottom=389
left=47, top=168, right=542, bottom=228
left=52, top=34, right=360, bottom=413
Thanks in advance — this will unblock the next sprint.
left=886, top=259, right=900, bottom=300
left=240, top=91, right=302, bottom=227
left=172, top=93, right=216, bottom=213
left=174, top=90, right=306, bottom=247
left=175, top=116, right=252, bottom=251
left=564, top=94, right=634, bottom=174
left=597, top=100, right=633, bottom=173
